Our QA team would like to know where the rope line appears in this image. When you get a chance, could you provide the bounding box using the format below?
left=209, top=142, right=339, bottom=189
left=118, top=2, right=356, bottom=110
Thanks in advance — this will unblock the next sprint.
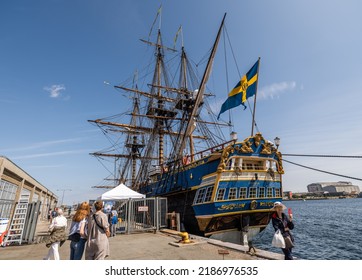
left=284, top=154, right=362, bottom=159
left=282, top=159, right=362, bottom=181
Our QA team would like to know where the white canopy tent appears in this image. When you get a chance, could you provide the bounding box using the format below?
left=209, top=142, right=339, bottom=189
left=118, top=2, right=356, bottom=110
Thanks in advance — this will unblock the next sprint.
left=98, top=183, right=145, bottom=201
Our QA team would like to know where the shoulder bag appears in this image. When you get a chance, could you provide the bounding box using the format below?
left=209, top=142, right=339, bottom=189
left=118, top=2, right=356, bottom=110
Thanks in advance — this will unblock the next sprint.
left=68, top=232, right=81, bottom=242
left=93, top=214, right=110, bottom=237
left=272, top=229, right=286, bottom=248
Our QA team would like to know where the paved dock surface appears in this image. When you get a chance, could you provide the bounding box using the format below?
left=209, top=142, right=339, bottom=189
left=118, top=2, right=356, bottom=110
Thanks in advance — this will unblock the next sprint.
left=0, top=220, right=283, bottom=260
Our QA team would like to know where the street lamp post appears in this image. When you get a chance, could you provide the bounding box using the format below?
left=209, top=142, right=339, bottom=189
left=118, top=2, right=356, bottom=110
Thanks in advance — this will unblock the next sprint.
left=56, top=189, right=72, bottom=207
left=274, top=137, right=280, bottom=149
left=230, top=131, right=238, bottom=141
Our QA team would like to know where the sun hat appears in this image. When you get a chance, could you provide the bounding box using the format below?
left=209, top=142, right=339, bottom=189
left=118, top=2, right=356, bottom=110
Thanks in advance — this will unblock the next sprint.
left=271, top=201, right=287, bottom=211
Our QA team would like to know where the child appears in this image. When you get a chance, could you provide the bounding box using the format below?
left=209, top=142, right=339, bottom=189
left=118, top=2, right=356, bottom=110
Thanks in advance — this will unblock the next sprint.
left=110, top=213, right=118, bottom=237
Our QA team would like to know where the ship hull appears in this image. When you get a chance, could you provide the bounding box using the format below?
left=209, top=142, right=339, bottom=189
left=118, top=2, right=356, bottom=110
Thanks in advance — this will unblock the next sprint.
left=163, top=190, right=203, bottom=235
left=161, top=189, right=273, bottom=237
left=140, top=134, right=284, bottom=241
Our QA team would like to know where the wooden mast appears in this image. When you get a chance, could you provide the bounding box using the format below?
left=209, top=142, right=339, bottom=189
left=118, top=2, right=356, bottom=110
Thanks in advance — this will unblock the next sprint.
left=129, top=97, right=142, bottom=187
left=156, top=30, right=165, bottom=167
left=180, top=46, right=195, bottom=161
left=131, top=135, right=137, bottom=186
left=176, top=13, right=226, bottom=160
left=90, top=13, right=230, bottom=189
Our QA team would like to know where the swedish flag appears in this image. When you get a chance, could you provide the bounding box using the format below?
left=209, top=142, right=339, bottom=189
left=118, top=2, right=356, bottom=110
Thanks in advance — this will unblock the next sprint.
left=217, top=59, right=259, bottom=119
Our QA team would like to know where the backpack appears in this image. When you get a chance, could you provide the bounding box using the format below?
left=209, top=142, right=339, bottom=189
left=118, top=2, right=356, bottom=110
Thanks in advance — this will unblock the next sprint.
left=111, top=215, right=118, bottom=225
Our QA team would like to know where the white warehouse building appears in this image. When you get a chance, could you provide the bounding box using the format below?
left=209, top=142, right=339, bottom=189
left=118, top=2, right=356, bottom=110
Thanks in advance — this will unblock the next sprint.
left=307, top=181, right=360, bottom=194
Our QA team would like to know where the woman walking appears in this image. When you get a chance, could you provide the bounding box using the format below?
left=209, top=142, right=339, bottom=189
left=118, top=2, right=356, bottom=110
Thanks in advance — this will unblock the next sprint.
left=85, top=201, right=110, bottom=260
left=44, top=208, right=67, bottom=260
left=271, top=201, right=295, bottom=260
left=68, top=202, right=90, bottom=260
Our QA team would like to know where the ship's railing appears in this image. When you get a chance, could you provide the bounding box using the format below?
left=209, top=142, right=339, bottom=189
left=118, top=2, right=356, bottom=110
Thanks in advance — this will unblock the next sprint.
left=222, top=157, right=278, bottom=173
left=187, top=140, right=235, bottom=162
left=223, top=165, right=266, bottom=171
left=160, top=140, right=235, bottom=168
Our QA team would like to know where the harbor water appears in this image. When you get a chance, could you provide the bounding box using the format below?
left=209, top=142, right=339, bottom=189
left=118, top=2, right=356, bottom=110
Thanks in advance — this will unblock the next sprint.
left=252, top=198, right=362, bottom=259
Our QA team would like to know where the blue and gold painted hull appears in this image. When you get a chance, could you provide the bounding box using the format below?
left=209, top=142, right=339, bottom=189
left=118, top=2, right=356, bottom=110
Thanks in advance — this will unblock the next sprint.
left=139, top=133, right=284, bottom=238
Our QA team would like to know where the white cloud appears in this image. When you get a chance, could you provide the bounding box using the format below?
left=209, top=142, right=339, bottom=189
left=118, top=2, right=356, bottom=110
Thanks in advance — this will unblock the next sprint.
left=27, top=164, right=65, bottom=169
left=43, top=84, right=66, bottom=98
left=258, top=81, right=296, bottom=100
left=11, top=149, right=89, bottom=160
left=0, top=138, right=83, bottom=153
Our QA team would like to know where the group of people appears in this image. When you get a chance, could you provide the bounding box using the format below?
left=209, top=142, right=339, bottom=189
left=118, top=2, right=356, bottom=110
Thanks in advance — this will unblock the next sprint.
left=44, top=200, right=294, bottom=260
left=44, top=200, right=118, bottom=260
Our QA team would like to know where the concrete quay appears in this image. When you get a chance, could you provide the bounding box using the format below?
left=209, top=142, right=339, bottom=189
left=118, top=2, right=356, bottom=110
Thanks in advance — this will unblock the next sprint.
left=0, top=220, right=284, bottom=260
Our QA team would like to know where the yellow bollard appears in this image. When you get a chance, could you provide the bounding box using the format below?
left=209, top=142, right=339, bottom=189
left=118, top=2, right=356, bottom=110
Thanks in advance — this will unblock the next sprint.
left=178, top=232, right=191, bottom=244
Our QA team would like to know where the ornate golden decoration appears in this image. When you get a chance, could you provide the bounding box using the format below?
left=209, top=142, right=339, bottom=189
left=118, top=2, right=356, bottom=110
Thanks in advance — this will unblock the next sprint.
left=275, top=151, right=285, bottom=174
left=240, top=141, right=254, bottom=153
left=253, top=132, right=263, bottom=147
left=260, top=141, right=272, bottom=155
left=217, top=144, right=234, bottom=172
left=217, top=203, right=246, bottom=211
left=250, top=200, right=257, bottom=210
left=216, top=132, right=284, bottom=174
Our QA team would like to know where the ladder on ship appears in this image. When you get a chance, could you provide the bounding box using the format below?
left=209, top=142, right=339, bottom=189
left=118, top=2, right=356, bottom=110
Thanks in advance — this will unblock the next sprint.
left=3, top=192, right=30, bottom=246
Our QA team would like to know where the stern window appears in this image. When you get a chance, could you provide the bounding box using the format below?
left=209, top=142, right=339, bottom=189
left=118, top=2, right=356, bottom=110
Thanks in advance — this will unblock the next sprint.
left=216, top=188, right=226, bottom=201
left=275, top=188, right=281, bottom=197
left=204, top=186, right=214, bottom=202
left=239, top=188, right=247, bottom=199
left=195, top=188, right=206, bottom=204
left=228, top=188, right=237, bottom=200
left=259, top=187, right=265, bottom=198
left=249, top=187, right=257, bottom=198
left=267, top=187, right=274, bottom=197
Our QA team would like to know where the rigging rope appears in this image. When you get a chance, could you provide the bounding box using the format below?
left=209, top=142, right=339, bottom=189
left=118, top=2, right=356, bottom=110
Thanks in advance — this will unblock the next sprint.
left=284, top=154, right=362, bottom=158
left=222, top=27, right=232, bottom=131
left=94, top=156, right=115, bottom=177
left=224, top=25, right=260, bottom=134
left=282, top=159, right=362, bottom=181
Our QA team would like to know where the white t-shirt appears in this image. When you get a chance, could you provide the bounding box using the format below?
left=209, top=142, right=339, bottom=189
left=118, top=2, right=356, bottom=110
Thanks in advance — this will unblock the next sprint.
left=69, top=218, right=87, bottom=235
left=49, top=215, right=67, bottom=231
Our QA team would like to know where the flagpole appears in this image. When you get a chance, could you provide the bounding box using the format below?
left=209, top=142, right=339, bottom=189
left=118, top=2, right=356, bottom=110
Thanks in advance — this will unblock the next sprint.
left=181, top=26, right=184, bottom=47
left=148, top=5, right=162, bottom=40
left=251, top=57, right=261, bottom=136
left=158, top=5, right=162, bottom=30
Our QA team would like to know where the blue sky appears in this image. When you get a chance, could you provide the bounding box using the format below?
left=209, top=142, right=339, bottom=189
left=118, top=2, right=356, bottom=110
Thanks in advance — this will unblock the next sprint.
left=1, top=0, right=362, bottom=205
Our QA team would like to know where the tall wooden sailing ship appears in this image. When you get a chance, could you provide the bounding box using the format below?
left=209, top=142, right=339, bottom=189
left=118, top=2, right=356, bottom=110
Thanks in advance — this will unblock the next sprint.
left=89, top=14, right=284, bottom=244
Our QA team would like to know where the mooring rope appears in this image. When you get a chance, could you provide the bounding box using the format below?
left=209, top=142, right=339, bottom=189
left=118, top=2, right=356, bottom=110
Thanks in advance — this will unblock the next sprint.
left=282, top=158, right=362, bottom=181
